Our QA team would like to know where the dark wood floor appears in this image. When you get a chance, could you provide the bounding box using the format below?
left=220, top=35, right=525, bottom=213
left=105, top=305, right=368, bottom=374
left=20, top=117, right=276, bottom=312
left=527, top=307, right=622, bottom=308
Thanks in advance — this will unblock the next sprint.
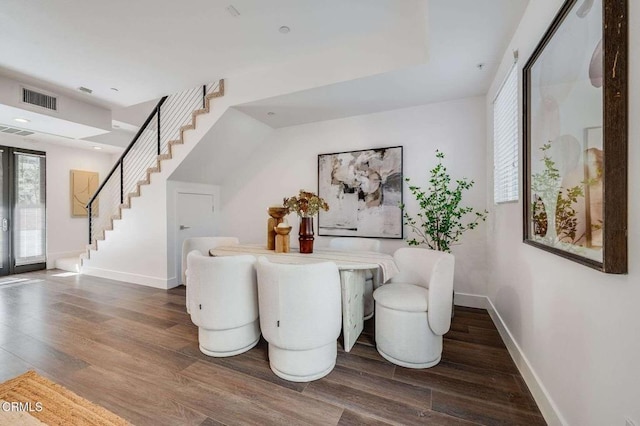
left=0, top=270, right=545, bottom=425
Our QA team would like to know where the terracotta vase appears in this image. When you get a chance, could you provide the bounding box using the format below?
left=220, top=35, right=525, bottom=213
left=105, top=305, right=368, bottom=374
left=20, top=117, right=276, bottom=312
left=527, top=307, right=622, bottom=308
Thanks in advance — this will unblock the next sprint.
left=298, top=217, right=314, bottom=254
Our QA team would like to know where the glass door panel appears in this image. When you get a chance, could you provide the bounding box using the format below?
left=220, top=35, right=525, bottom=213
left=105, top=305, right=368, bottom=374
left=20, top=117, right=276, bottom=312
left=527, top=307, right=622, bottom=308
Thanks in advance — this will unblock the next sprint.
left=13, top=151, right=46, bottom=270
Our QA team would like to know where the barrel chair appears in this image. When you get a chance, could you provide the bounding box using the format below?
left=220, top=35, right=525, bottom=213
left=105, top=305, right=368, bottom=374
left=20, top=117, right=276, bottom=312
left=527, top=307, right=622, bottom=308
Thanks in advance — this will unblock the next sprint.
left=373, top=248, right=455, bottom=368
left=256, top=257, right=342, bottom=382
left=182, top=236, right=239, bottom=313
left=186, top=250, right=260, bottom=357
left=328, top=237, right=381, bottom=319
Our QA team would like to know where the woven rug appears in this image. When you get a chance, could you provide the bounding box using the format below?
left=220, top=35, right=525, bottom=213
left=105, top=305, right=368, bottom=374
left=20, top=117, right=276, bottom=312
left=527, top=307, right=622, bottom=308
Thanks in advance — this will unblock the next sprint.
left=0, top=371, right=130, bottom=426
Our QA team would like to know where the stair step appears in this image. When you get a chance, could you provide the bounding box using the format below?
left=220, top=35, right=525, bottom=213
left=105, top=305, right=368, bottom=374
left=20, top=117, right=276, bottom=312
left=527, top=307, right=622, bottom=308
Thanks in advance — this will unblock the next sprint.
left=206, top=91, right=224, bottom=100
left=207, top=80, right=224, bottom=99
left=55, top=257, right=82, bottom=273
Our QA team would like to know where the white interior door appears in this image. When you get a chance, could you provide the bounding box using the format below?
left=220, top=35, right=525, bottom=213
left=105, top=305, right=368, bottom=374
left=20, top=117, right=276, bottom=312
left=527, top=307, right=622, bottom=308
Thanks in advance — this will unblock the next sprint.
left=176, top=192, right=216, bottom=282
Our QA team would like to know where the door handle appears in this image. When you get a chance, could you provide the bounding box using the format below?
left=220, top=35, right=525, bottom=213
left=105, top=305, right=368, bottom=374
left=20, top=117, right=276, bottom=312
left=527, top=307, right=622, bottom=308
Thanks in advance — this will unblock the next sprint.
left=2, top=218, right=7, bottom=232
left=179, top=225, right=191, bottom=230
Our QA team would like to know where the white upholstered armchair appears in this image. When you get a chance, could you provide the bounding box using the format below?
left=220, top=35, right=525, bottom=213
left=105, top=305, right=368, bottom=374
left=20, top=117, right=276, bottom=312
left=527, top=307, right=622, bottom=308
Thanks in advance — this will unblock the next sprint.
left=182, top=236, right=239, bottom=313
left=373, top=247, right=455, bottom=368
left=328, top=237, right=381, bottom=319
left=256, top=257, right=342, bottom=382
left=186, top=250, right=260, bottom=357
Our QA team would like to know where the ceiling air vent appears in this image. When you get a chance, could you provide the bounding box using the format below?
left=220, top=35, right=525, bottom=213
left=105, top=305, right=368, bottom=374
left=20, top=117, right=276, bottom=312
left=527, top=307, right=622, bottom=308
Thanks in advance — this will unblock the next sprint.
left=0, top=125, right=34, bottom=137
left=22, top=88, right=57, bottom=111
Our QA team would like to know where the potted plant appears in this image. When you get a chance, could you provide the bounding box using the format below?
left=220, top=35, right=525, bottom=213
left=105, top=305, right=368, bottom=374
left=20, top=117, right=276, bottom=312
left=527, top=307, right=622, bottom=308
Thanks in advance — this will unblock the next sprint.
left=402, top=150, right=488, bottom=253
left=283, top=190, right=329, bottom=253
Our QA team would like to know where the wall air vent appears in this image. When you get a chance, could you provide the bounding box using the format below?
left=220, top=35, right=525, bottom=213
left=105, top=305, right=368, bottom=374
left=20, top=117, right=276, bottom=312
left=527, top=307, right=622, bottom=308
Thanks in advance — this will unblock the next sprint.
left=0, top=125, right=34, bottom=137
left=22, top=88, right=58, bottom=111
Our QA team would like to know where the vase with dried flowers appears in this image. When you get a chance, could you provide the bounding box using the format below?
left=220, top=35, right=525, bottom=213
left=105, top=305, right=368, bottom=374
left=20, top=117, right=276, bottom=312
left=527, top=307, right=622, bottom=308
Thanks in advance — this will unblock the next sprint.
left=283, top=190, right=329, bottom=253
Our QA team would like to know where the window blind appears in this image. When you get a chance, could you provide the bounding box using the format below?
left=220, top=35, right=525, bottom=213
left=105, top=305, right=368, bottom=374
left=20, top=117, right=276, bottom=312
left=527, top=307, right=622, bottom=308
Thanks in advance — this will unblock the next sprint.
left=493, top=64, right=519, bottom=204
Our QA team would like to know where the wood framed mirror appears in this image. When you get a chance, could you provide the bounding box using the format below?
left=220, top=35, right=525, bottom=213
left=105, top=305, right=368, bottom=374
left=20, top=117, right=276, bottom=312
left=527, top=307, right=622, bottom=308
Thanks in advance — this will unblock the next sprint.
left=522, top=0, right=628, bottom=273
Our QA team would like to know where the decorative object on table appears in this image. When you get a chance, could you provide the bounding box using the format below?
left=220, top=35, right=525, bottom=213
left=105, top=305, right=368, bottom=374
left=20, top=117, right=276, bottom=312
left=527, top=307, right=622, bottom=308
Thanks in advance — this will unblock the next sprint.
left=70, top=169, right=99, bottom=217
left=283, top=189, right=329, bottom=254
left=523, top=0, right=627, bottom=273
left=267, top=207, right=288, bottom=250
left=0, top=370, right=130, bottom=425
left=402, top=150, right=488, bottom=253
left=318, top=146, right=403, bottom=238
left=274, top=222, right=292, bottom=253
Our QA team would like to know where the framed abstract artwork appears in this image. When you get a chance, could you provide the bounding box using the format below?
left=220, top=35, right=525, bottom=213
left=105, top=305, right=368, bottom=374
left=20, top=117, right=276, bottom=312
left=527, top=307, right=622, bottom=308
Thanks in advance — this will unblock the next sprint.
left=71, top=169, right=99, bottom=217
left=523, top=0, right=627, bottom=273
left=318, top=146, right=403, bottom=238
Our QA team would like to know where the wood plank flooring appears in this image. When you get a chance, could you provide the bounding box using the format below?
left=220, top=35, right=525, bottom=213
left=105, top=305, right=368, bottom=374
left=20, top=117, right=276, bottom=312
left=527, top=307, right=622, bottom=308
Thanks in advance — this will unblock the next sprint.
left=0, top=270, right=545, bottom=425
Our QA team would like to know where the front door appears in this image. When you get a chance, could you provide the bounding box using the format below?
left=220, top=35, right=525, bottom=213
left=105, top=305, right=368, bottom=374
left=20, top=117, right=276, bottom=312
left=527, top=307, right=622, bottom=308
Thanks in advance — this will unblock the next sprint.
left=176, top=192, right=216, bottom=283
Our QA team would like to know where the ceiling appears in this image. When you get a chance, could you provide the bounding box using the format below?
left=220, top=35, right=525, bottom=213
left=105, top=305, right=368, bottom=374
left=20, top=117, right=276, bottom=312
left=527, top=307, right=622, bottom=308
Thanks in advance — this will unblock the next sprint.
left=0, top=0, right=424, bottom=108
left=235, top=0, right=529, bottom=128
left=0, top=0, right=529, bottom=153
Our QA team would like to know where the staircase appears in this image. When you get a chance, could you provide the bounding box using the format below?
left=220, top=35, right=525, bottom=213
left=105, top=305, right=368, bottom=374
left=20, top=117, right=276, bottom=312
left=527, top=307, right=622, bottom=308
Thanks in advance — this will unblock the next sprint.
left=74, top=80, right=225, bottom=268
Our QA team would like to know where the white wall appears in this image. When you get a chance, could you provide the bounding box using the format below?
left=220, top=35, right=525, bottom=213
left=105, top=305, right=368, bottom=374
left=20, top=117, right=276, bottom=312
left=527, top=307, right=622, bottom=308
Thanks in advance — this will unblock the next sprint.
left=81, top=168, right=170, bottom=288
left=170, top=108, right=273, bottom=185
left=219, top=97, right=488, bottom=298
left=0, top=134, right=115, bottom=268
left=486, top=1, right=640, bottom=425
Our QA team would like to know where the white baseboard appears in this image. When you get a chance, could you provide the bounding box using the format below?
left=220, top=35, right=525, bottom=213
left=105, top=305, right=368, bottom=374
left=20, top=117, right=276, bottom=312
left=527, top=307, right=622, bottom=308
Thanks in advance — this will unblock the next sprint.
left=165, top=275, right=181, bottom=289
left=46, top=250, right=84, bottom=269
left=485, top=297, right=566, bottom=426
left=454, top=292, right=488, bottom=309
left=81, top=266, right=171, bottom=290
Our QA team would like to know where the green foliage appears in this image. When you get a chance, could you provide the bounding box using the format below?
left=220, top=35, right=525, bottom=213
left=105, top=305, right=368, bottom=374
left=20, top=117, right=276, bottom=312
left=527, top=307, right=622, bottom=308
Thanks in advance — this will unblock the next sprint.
left=401, top=150, right=488, bottom=252
left=555, top=186, right=583, bottom=242
left=530, top=143, right=561, bottom=207
left=531, top=143, right=584, bottom=244
left=16, top=155, right=43, bottom=205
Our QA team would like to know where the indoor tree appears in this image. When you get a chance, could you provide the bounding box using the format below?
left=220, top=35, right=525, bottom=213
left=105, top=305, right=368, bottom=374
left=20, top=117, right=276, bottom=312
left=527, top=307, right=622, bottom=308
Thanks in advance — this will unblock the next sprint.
left=402, top=150, right=488, bottom=252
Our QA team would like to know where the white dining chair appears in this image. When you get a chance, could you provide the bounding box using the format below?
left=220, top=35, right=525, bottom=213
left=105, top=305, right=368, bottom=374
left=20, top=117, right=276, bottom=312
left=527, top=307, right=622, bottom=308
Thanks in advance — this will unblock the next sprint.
left=182, top=236, right=239, bottom=313
left=329, top=237, right=381, bottom=319
left=256, top=257, right=342, bottom=382
left=187, top=250, right=260, bottom=357
left=373, top=247, right=455, bottom=368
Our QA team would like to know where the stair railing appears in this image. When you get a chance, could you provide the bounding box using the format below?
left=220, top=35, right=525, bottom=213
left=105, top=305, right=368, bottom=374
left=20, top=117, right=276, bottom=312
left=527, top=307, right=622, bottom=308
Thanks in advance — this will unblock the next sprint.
left=86, top=81, right=222, bottom=246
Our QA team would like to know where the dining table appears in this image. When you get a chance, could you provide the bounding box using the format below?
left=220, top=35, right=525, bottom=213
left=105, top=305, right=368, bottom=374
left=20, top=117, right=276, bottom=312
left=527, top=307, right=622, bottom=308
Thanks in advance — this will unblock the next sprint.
left=209, top=244, right=400, bottom=352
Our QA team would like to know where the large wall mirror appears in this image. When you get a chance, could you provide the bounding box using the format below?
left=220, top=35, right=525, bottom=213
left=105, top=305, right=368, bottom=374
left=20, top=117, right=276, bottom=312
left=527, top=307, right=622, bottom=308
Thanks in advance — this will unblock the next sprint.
left=523, top=0, right=628, bottom=273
